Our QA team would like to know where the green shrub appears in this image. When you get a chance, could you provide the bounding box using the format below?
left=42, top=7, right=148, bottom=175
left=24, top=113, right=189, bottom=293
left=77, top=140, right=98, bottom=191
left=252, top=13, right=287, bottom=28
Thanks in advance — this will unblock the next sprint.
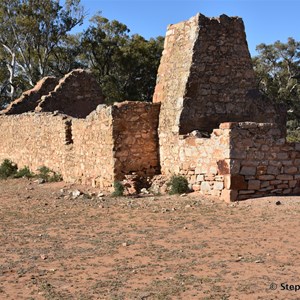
left=287, top=129, right=300, bottom=143
left=167, top=175, right=189, bottom=195
left=14, top=166, right=35, bottom=179
left=112, top=181, right=124, bottom=197
left=0, top=159, right=18, bottom=179
left=36, top=166, right=62, bottom=182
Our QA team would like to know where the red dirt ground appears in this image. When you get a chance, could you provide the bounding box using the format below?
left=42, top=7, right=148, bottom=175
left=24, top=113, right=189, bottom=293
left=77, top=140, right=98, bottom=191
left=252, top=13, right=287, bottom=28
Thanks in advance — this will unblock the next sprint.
left=1, top=178, right=300, bottom=299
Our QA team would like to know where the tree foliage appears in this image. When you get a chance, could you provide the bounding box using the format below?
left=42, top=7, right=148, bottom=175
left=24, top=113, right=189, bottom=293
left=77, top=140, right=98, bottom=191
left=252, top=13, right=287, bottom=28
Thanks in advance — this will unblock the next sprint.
left=82, top=14, right=164, bottom=103
left=253, top=38, right=300, bottom=139
left=0, top=0, right=84, bottom=102
left=0, top=4, right=163, bottom=108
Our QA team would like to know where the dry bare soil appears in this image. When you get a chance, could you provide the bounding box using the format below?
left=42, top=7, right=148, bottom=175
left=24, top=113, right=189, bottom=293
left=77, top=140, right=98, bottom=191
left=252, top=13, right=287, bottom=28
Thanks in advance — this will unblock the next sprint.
left=1, top=179, right=300, bottom=300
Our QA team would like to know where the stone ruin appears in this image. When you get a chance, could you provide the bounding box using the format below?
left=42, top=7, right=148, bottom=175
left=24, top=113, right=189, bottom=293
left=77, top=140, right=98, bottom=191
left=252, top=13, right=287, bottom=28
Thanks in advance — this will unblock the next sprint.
left=0, top=13, right=299, bottom=202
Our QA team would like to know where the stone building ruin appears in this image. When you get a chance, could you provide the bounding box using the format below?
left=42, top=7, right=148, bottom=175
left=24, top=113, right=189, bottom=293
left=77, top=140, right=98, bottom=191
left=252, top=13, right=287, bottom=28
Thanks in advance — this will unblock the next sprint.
left=0, top=13, right=299, bottom=202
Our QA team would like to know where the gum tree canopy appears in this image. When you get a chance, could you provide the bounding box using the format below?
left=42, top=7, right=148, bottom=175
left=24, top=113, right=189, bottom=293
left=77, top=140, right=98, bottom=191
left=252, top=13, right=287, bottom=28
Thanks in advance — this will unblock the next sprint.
left=0, top=0, right=84, bottom=103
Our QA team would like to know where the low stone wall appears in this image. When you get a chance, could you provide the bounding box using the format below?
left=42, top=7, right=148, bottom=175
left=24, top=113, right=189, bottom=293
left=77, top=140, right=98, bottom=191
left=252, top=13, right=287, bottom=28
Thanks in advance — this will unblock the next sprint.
left=225, top=122, right=300, bottom=200
left=158, top=122, right=300, bottom=201
left=0, top=101, right=160, bottom=191
left=0, top=113, right=70, bottom=174
left=159, top=126, right=231, bottom=197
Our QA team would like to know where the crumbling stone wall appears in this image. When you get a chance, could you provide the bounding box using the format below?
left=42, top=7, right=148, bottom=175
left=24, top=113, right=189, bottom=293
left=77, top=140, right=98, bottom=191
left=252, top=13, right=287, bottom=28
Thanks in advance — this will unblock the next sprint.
left=0, top=13, right=298, bottom=201
left=169, top=127, right=231, bottom=197
left=64, top=105, right=115, bottom=189
left=35, top=69, right=105, bottom=118
left=0, top=113, right=70, bottom=174
left=0, top=77, right=59, bottom=115
left=223, top=122, right=300, bottom=201
left=153, top=13, right=290, bottom=200
left=0, top=101, right=160, bottom=190
left=154, top=14, right=285, bottom=136
left=0, top=69, right=105, bottom=118
left=112, top=101, right=161, bottom=180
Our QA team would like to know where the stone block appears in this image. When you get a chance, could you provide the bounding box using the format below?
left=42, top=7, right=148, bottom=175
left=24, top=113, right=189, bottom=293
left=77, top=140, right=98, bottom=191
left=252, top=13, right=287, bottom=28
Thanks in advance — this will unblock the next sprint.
left=217, top=159, right=230, bottom=175
left=295, top=143, right=300, bottom=151
left=289, top=180, right=297, bottom=188
left=270, top=180, right=282, bottom=185
left=276, top=174, right=294, bottom=181
left=259, top=186, right=274, bottom=192
left=277, top=184, right=289, bottom=189
left=209, top=165, right=218, bottom=175
left=239, top=190, right=255, bottom=195
left=214, top=182, right=224, bottom=190
left=248, top=180, right=260, bottom=190
left=269, top=161, right=282, bottom=167
left=282, top=160, right=293, bottom=166
left=240, top=166, right=256, bottom=176
left=283, top=188, right=292, bottom=194
left=284, top=166, right=297, bottom=174
left=230, top=159, right=241, bottom=174
left=258, top=175, right=275, bottom=180
left=201, top=181, right=212, bottom=192
left=260, top=181, right=271, bottom=188
left=215, top=175, right=224, bottom=181
left=267, top=166, right=280, bottom=175
left=196, top=174, right=204, bottom=181
left=271, top=189, right=283, bottom=194
left=224, top=174, right=247, bottom=190
left=230, top=149, right=247, bottom=159
left=205, top=174, right=215, bottom=181
left=277, top=152, right=289, bottom=160
left=192, top=184, right=201, bottom=191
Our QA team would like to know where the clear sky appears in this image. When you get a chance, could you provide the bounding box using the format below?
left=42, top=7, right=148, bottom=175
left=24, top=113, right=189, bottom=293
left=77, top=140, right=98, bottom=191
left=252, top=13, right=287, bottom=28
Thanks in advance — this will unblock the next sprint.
left=76, top=0, right=300, bottom=56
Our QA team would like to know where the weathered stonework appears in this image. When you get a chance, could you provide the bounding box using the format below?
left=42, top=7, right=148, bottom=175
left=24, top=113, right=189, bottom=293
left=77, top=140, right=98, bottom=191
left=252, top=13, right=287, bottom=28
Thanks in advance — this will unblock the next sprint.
left=0, top=77, right=59, bottom=115
left=154, top=14, right=285, bottom=135
left=35, top=69, right=105, bottom=118
left=0, top=102, right=160, bottom=190
left=0, top=13, right=298, bottom=201
left=224, top=122, right=300, bottom=201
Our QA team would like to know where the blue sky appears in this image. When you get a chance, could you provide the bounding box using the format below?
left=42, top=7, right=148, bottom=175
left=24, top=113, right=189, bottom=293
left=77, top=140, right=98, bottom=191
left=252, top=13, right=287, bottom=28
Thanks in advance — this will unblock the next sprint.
left=76, top=0, right=300, bottom=56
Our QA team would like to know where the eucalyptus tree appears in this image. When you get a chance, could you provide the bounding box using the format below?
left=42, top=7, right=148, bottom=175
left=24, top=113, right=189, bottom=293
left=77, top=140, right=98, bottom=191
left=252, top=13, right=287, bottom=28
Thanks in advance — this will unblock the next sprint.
left=82, top=13, right=164, bottom=103
left=253, top=38, right=300, bottom=140
left=0, top=0, right=84, bottom=101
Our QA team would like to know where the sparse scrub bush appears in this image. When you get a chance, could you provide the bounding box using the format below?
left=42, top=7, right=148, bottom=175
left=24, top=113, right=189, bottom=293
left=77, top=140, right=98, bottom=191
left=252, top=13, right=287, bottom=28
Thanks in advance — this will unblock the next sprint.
left=112, top=181, right=124, bottom=197
left=0, top=159, right=18, bottom=179
left=14, top=166, right=35, bottom=179
left=36, top=166, right=62, bottom=182
left=167, top=175, right=189, bottom=195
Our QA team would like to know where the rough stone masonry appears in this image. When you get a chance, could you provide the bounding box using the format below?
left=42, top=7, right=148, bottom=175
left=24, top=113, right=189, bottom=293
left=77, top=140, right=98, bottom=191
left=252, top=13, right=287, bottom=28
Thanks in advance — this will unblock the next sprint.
left=0, top=13, right=299, bottom=201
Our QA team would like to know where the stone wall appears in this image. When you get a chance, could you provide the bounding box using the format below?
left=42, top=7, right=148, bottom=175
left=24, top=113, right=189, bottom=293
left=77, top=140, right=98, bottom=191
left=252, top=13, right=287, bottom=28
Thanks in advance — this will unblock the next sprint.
left=163, top=127, right=231, bottom=198
left=35, top=69, right=105, bottom=118
left=64, top=105, right=115, bottom=189
left=153, top=13, right=287, bottom=182
left=224, top=122, right=300, bottom=201
left=0, top=77, right=59, bottom=115
left=112, top=101, right=161, bottom=180
left=0, top=101, right=160, bottom=191
left=157, top=121, right=300, bottom=201
left=0, top=13, right=297, bottom=201
left=0, top=113, right=70, bottom=174
left=154, top=14, right=285, bottom=136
